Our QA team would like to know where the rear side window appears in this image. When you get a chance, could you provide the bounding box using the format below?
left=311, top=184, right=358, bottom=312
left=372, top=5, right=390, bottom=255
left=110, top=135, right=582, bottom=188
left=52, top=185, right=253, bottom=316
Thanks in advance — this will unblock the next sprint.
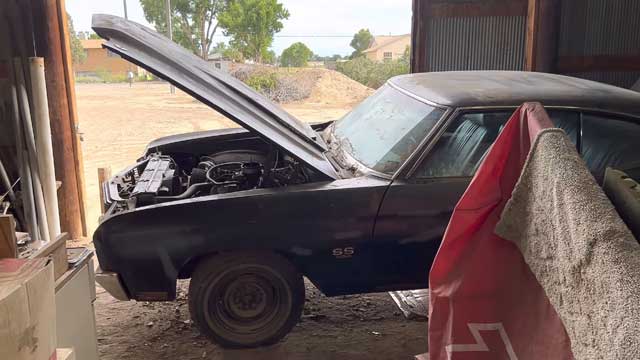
left=582, top=114, right=640, bottom=183
left=413, top=109, right=580, bottom=179
left=548, top=110, right=579, bottom=146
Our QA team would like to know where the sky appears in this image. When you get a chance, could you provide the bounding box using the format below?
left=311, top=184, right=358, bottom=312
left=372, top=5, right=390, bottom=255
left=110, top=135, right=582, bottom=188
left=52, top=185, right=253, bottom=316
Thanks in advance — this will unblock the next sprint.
left=65, top=0, right=412, bottom=57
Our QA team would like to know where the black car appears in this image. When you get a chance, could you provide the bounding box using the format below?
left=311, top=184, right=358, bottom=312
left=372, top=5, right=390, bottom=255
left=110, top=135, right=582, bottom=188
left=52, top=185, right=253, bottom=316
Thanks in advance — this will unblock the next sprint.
left=92, top=15, right=640, bottom=348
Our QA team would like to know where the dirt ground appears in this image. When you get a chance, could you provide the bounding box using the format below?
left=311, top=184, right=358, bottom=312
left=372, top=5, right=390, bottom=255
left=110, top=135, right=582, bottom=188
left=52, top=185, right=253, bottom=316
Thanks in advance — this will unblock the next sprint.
left=96, top=280, right=427, bottom=360
left=77, top=71, right=427, bottom=359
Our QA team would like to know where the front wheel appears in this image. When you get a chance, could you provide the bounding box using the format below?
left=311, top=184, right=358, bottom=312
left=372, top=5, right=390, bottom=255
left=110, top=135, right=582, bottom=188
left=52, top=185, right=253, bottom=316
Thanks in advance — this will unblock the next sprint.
left=188, top=252, right=304, bottom=348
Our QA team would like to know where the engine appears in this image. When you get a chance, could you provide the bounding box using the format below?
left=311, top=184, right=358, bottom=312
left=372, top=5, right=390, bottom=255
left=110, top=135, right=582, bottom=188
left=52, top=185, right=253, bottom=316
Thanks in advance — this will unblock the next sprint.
left=107, top=150, right=309, bottom=211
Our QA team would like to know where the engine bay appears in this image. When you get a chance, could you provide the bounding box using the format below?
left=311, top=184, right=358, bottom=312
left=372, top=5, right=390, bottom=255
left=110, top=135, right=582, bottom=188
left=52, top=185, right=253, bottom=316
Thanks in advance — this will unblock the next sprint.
left=106, top=149, right=310, bottom=212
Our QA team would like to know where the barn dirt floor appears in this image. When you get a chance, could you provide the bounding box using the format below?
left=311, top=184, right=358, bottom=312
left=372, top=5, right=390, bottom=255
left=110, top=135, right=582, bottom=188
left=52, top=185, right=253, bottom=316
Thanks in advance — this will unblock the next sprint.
left=95, top=280, right=427, bottom=360
left=77, top=72, right=428, bottom=359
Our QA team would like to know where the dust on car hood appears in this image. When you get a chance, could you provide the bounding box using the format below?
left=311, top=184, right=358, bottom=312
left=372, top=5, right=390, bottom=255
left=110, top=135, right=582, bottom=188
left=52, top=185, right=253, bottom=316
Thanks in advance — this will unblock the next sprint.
left=92, top=14, right=337, bottom=179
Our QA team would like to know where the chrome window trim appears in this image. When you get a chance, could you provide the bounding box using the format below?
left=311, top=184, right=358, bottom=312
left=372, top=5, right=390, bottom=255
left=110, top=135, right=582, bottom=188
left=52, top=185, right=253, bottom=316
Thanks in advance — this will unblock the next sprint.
left=387, top=81, right=450, bottom=110
left=456, top=105, right=640, bottom=121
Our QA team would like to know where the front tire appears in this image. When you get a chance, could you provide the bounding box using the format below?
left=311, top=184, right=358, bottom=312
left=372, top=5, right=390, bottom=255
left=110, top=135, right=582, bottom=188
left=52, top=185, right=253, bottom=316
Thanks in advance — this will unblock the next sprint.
left=188, top=252, right=304, bottom=348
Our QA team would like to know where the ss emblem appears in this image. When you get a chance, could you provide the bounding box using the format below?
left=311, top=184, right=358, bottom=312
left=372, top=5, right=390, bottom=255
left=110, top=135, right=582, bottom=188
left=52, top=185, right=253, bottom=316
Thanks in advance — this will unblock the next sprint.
left=332, top=247, right=355, bottom=259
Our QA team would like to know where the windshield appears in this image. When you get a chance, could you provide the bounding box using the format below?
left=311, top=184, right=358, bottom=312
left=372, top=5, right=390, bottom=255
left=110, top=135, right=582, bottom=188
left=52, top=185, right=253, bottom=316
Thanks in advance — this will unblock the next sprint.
left=333, top=85, right=446, bottom=175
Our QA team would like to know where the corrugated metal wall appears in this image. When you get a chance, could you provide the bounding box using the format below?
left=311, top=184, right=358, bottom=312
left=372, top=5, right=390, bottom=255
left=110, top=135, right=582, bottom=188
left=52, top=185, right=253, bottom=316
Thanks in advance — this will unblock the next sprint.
left=559, top=0, right=640, bottom=57
left=559, top=0, right=640, bottom=87
left=427, top=16, right=527, bottom=71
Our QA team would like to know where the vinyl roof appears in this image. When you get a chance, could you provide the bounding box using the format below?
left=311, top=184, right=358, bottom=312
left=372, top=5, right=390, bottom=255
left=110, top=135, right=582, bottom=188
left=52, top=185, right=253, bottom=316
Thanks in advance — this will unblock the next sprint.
left=390, top=71, right=640, bottom=115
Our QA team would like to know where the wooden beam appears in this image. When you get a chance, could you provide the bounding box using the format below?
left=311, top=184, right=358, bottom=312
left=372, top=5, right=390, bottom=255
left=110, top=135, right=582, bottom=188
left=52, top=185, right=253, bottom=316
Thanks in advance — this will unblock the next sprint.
left=0, top=215, right=17, bottom=258
left=411, top=0, right=431, bottom=73
left=431, top=1, right=527, bottom=18
left=557, top=55, right=640, bottom=73
left=97, top=167, right=111, bottom=215
left=525, top=0, right=540, bottom=71
left=525, top=0, right=561, bottom=72
left=56, top=0, right=87, bottom=236
left=31, top=0, right=84, bottom=239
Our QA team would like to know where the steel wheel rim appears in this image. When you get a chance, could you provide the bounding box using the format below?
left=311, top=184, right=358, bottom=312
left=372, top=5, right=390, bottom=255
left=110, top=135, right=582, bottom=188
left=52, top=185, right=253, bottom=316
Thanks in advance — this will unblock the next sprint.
left=202, top=264, right=292, bottom=342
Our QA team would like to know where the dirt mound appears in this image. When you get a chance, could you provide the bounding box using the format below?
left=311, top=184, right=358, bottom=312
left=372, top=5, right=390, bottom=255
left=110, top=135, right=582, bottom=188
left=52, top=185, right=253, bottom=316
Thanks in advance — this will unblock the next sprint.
left=305, top=69, right=374, bottom=106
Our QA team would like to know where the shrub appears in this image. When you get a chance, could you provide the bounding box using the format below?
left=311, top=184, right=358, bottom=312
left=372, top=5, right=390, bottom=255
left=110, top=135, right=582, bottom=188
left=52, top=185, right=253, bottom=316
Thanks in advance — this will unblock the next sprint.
left=337, top=57, right=409, bottom=89
left=245, top=71, right=278, bottom=93
left=94, top=68, right=128, bottom=83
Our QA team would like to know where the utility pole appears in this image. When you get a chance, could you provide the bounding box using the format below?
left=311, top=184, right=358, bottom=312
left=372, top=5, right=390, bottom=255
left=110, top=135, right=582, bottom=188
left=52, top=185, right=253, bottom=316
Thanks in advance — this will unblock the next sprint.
left=123, top=0, right=132, bottom=77
left=165, top=0, right=175, bottom=94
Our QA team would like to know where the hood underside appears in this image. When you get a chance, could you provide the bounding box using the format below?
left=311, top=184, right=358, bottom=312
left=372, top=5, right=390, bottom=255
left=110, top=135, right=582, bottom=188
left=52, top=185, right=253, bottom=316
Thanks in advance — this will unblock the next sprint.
left=91, top=14, right=337, bottom=179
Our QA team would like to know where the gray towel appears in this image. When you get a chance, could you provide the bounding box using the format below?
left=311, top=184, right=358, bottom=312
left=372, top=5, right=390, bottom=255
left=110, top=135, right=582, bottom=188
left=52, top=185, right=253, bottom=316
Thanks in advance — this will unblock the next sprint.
left=496, top=129, right=640, bottom=360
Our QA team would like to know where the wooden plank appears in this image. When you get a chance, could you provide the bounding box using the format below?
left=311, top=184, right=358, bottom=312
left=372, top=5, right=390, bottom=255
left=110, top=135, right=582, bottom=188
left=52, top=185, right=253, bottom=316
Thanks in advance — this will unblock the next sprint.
left=97, top=167, right=111, bottom=215
left=557, top=55, right=640, bottom=73
left=411, top=0, right=431, bottom=73
left=31, top=0, right=84, bottom=239
left=57, top=0, right=87, bottom=237
left=0, top=215, right=17, bottom=258
left=525, top=0, right=539, bottom=71
left=525, top=0, right=561, bottom=72
left=30, top=232, right=69, bottom=280
left=431, top=0, right=527, bottom=18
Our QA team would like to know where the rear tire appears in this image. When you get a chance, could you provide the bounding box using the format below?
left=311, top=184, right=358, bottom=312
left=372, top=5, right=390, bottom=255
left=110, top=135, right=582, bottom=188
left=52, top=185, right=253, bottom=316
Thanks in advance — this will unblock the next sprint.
left=188, top=252, right=304, bottom=348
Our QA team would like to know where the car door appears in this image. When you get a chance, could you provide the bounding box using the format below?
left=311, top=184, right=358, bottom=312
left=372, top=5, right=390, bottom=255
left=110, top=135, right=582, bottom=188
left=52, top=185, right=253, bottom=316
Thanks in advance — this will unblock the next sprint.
left=372, top=109, right=580, bottom=289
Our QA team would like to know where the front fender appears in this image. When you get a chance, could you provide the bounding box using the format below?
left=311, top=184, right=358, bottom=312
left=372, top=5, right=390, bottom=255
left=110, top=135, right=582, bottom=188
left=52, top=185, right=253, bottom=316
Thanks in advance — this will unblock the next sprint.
left=93, top=177, right=389, bottom=300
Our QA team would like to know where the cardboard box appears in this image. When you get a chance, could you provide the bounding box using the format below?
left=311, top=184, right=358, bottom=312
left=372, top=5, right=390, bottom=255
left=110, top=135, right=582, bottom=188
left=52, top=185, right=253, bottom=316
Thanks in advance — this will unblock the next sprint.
left=0, top=258, right=56, bottom=360
left=30, top=233, right=69, bottom=280
left=56, top=348, right=75, bottom=360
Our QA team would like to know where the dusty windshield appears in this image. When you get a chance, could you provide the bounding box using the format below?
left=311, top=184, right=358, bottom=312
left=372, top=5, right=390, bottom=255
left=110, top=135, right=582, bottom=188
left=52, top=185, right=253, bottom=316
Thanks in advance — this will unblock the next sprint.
left=333, top=85, right=446, bottom=175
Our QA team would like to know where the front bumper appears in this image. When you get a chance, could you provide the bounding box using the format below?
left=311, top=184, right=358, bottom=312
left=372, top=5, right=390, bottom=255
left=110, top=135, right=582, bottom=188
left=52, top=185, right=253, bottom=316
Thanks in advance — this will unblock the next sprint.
left=95, top=267, right=130, bottom=301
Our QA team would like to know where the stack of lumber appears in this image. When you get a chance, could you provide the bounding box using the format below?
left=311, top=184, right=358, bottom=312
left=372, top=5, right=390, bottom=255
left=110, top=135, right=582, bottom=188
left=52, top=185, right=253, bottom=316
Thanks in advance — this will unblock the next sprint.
left=0, top=258, right=56, bottom=360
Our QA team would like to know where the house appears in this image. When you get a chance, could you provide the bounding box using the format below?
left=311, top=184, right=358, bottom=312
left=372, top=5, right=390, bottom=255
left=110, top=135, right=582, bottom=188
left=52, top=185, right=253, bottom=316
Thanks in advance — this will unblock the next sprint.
left=207, top=52, right=232, bottom=72
left=307, top=61, right=326, bottom=68
left=362, top=34, right=410, bottom=62
left=74, top=39, right=140, bottom=77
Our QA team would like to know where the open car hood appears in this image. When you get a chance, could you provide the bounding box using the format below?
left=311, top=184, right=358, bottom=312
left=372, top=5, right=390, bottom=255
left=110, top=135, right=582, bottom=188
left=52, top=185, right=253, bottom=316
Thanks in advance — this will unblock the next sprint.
left=92, top=14, right=337, bottom=179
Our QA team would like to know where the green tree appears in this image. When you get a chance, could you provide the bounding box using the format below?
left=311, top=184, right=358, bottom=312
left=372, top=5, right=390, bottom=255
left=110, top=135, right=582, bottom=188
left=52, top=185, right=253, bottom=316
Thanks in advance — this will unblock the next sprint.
left=88, top=32, right=102, bottom=40
left=140, top=0, right=227, bottom=59
left=262, top=49, right=277, bottom=65
left=401, top=45, right=411, bottom=64
left=280, top=42, right=313, bottom=67
left=349, top=28, right=373, bottom=59
left=67, top=13, right=86, bottom=65
left=218, top=0, right=289, bottom=63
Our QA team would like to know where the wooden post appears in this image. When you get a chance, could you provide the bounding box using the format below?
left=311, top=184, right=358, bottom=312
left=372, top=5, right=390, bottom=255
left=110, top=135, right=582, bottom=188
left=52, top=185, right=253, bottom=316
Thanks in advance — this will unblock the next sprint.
left=31, top=0, right=85, bottom=239
left=0, top=215, right=18, bottom=258
left=525, top=0, right=561, bottom=72
left=411, top=0, right=431, bottom=73
left=97, top=167, right=112, bottom=215
left=56, top=0, right=87, bottom=236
